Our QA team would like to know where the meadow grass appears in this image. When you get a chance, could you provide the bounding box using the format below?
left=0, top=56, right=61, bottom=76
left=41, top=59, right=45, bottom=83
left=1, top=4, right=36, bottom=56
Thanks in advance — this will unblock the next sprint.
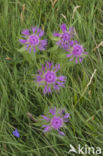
left=0, top=0, right=103, bottom=155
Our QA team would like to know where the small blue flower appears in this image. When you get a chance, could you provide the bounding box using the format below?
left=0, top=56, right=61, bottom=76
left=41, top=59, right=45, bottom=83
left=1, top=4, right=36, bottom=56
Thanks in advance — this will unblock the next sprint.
left=12, top=128, right=20, bottom=138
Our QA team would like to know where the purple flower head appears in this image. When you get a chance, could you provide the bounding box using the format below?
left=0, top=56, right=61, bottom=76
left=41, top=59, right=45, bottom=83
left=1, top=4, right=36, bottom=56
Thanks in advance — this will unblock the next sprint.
left=41, top=107, right=70, bottom=136
left=19, top=27, right=47, bottom=53
left=49, top=107, right=56, bottom=115
left=36, top=62, right=66, bottom=94
left=53, top=24, right=75, bottom=50
left=66, top=43, right=88, bottom=64
left=12, top=129, right=20, bottom=138
left=51, top=116, right=63, bottom=129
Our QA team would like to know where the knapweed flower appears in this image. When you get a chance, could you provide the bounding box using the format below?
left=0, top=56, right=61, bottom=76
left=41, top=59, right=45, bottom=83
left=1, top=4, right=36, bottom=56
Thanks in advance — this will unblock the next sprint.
left=12, top=129, right=20, bottom=138
left=41, top=107, right=70, bottom=136
left=36, top=62, right=66, bottom=94
left=53, top=24, right=75, bottom=50
left=19, top=27, right=47, bottom=53
left=66, top=43, right=88, bottom=63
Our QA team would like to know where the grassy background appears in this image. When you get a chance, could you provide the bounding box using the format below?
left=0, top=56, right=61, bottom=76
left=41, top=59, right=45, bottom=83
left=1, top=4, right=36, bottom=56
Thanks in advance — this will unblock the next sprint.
left=0, top=0, right=103, bottom=155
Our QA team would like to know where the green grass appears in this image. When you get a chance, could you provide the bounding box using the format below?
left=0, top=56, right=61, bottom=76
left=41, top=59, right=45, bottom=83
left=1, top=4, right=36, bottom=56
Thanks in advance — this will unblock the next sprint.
left=0, top=0, right=103, bottom=155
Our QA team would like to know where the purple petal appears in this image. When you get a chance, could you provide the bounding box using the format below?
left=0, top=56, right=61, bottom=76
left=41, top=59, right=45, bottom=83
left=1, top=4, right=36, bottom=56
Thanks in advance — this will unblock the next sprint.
left=64, top=113, right=70, bottom=119
left=43, top=126, right=51, bottom=132
left=57, top=76, right=66, bottom=82
left=32, top=27, right=37, bottom=33
left=74, top=40, right=78, bottom=44
left=48, top=62, right=52, bottom=69
left=69, top=40, right=74, bottom=46
left=64, top=119, right=69, bottom=122
left=79, top=57, right=83, bottom=63
left=41, top=115, right=50, bottom=121
left=61, top=109, right=65, bottom=114
left=46, top=62, right=51, bottom=68
left=22, top=29, right=30, bottom=35
left=39, top=30, right=44, bottom=37
left=19, top=39, right=27, bottom=44
left=53, top=85, right=60, bottom=91
left=66, top=54, right=72, bottom=58
left=69, top=27, right=74, bottom=34
left=45, top=63, right=48, bottom=69
left=84, top=52, right=88, bottom=55
left=56, top=41, right=61, bottom=46
left=46, top=62, right=52, bottom=70
left=53, top=32, right=60, bottom=37
left=38, top=46, right=45, bottom=51
left=49, top=107, right=56, bottom=115
left=38, top=70, right=43, bottom=75
left=58, top=130, right=65, bottom=136
left=60, top=24, right=67, bottom=32
left=36, top=76, right=42, bottom=82
left=75, top=58, right=78, bottom=64
left=40, top=40, right=47, bottom=46
left=38, top=40, right=47, bottom=51
left=43, top=86, right=48, bottom=94
left=12, top=129, right=20, bottom=138
left=47, top=87, right=52, bottom=94
left=56, top=81, right=65, bottom=87
left=59, top=109, right=65, bottom=116
left=33, top=48, right=36, bottom=53
left=42, top=64, right=45, bottom=71
left=26, top=44, right=29, bottom=51
left=42, top=125, right=47, bottom=128
left=69, top=57, right=73, bottom=61
left=54, top=64, right=60, bottom=72
left=37, top=28, right=40, bottom=33
left=29, top=47, right=31, bottom=53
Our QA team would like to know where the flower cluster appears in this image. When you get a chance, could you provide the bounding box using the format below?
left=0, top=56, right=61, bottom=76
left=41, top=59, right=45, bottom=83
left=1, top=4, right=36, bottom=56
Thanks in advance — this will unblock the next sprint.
left=19, top=27, right=47, bottom=53
left=36, top=62, right=66, bottom=94
left=53, top=24, right=75, bottom=50
left=42, top=107, right=70, bottom=135
left=13, top=23, right=88, bottom=137
left=19, top=24, right=87, bottom=64
left=53, top=24, right=88, bottom=63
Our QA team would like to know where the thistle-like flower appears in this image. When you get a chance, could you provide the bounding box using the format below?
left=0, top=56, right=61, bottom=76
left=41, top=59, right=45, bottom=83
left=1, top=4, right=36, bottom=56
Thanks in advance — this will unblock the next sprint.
left=19, top=27, right=47, bottom=53
left=41, top=107, right=70, bottom=136
left=53, top=24, right=75, bottom=50
left=66, top=43, right=88, bottom=63
left=12, top=129, right=20, bottom=138
left=36, top=62, right=66, bottom=94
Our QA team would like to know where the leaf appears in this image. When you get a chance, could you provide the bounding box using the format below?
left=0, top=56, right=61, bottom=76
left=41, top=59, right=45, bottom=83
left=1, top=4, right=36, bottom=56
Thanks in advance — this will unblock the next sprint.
left=17, top=47, right=26, bottom=53
left=48, top=31, right=59, bottom=41
left=17, top=47, right=37, bottom=63
left=33, top=122, right=43, bottom=127
left=48, top=45, right=58, bottom=52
